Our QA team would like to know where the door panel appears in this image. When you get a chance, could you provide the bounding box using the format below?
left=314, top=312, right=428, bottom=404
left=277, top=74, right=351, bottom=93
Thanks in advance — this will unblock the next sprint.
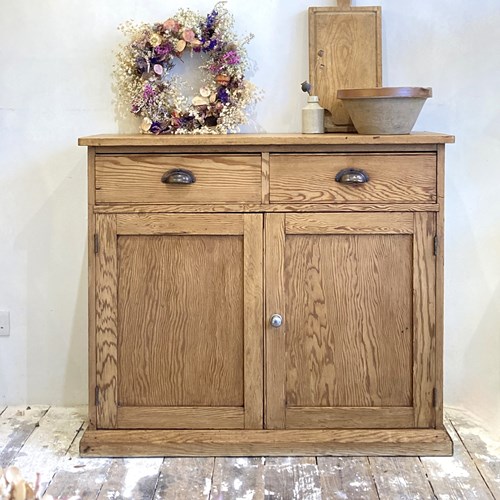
left=265, top=212, right=436, bottom=430
left=95, top=213, right=263, bottom=430
left=285, top=233, right=413, bottom=408
left=117, top=234, right=244, bottom=407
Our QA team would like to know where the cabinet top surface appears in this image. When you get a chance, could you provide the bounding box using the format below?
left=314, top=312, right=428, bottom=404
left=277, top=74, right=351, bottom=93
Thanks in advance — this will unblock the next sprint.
left=79, top=132, right=454, bottom=147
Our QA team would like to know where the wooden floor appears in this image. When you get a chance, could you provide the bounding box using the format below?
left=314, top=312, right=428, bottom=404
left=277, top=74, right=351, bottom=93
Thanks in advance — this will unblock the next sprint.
left=0, top=406, right=499, bottom=499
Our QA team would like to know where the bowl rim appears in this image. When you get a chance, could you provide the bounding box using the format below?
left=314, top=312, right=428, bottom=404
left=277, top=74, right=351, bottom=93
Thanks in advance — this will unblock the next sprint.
left=337, top=87, right=432, bottom=99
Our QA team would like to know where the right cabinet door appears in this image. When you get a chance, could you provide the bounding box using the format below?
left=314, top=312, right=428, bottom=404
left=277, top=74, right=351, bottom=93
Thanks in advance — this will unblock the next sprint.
left=265, top=212, right=436, bottom=430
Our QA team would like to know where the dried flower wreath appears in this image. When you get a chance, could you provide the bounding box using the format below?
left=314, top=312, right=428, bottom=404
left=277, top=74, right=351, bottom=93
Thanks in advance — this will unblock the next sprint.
left=114, top=2, right=259, bottom=134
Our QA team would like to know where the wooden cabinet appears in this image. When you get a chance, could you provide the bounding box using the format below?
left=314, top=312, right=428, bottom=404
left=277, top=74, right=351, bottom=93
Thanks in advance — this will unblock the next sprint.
left=80, top=133, right=454, bottom=457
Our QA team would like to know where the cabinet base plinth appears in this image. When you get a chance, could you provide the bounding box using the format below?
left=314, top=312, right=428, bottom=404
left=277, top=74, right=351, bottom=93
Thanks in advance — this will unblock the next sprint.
left=80, top=428, right=453, bottom=457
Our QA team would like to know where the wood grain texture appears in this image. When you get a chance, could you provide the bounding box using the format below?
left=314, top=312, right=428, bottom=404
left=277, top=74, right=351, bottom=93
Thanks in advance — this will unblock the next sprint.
left=95, top=202, right=440, bottom=214
left=95, top=143, right=440, bottom=155
left=285, top=212, right=414, bottom=234
left=264, top=214, right=286, bottom=430
left=95, top=214, right=118, bottom=429
left=79, top=428, right=453, bottom=457
left=243, top=214, right=264, bottom=429
left=95, top=154, right=261, bottom=204
left=308, top=7, right=381, bottom=128
left=262, top=152, right=270, bottom=204
left=116, top=407, right=244, bottom=430
left=413, top=212, right=436, bottom=428
left=87, top=147, right=97, bottom=430
left=117, top=234, right=244, bottom=408
left=318, top=457, right=378, bottom=500
left=435, top=144, right=446, bottom=428
left=284, top=230, right=413, bottom=410
left=270, top=154, right=436, bottom=203
left=286, top=408, right=414, bottom=429
left=116, top=213, right=244, bottom=235
left=80, top=132, right=455, bottom=147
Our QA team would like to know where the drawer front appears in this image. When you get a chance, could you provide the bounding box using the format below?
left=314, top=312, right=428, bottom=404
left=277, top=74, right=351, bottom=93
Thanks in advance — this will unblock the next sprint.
left=95, top=155, right=261, bottom=204
left=269, top=154, right=436, bottom=203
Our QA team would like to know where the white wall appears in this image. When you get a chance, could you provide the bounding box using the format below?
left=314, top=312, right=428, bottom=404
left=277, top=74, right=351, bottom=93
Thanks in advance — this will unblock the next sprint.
left=1, top=0, right=499, bottom=437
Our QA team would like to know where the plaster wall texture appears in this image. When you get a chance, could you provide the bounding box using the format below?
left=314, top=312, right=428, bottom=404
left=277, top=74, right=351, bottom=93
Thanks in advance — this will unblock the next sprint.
left=1, top=0, right=499, bottom=437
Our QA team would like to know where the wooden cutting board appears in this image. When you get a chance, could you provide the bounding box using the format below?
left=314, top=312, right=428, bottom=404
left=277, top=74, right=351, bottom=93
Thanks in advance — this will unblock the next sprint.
left=309, top=0, right=382, bottom=132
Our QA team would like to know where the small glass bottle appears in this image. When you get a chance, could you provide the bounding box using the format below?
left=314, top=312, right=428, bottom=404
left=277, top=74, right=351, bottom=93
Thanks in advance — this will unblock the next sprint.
left=302, top=96, right=325, bottom=134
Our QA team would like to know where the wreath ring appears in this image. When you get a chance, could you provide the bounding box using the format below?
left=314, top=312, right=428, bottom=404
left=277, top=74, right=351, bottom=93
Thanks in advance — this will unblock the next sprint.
left=114, top=2, right=258, bottom=134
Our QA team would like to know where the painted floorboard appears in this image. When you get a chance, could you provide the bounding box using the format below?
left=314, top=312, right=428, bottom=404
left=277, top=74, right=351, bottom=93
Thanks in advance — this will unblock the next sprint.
left=447, top=409, right=500, bottom=499
left=421, top=419, right=495, bottom=499
left=96, top=457, right=163, bottom=500
left=153, top=457, right=214, bottom=499
left=317, top=457, right=378, bottom=500
left=8, top=406, right=86, bottom=495
left=263, top=457, right=322, bottom=500
left=44, top=427, right=112, bottom=500
left=369, top=457, right=434, bottom=499
left=0, top=405, right=50, bottom=467
left=211, top=457, right=265, bottom=500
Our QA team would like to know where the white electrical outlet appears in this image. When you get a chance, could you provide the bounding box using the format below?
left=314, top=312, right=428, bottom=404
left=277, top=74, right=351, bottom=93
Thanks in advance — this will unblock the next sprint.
left=0, top=311, right=10, bottom=336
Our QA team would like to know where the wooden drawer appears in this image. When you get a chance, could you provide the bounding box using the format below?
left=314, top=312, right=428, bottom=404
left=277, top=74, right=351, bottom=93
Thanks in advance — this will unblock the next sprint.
left=269, top=154, right=436, bottom=203
left=95, top=154, right=261, bottom=204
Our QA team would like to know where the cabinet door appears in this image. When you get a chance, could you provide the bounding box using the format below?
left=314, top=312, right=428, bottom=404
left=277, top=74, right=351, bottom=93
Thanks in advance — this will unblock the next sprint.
left=94, top=213, right=263, bottom=430
left=265, top=212, right=436, bottom=429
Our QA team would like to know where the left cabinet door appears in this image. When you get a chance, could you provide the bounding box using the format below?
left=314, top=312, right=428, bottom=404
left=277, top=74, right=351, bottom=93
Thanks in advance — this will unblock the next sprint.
left=93, top=213, right=263, bottom=430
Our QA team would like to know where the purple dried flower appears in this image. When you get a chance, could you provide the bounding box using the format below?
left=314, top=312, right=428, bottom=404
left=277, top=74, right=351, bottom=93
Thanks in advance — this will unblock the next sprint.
left=222, top=51, right=240, bottom=65
left=143, top=83, right=155, bottom=100
left=155, top=44, right=171, bottom=56
left=208, top=63, right=222, bottom=74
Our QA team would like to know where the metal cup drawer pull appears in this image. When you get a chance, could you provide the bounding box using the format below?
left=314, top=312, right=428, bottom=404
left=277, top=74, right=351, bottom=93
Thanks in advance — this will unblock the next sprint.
left=161, top=168, right=196, bottom=184
left=335, top=168, right=369, bottom=185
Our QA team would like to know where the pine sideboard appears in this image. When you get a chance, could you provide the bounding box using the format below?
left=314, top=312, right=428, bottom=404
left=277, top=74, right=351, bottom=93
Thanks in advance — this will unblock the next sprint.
left=79, top=132, right=455, bottom=457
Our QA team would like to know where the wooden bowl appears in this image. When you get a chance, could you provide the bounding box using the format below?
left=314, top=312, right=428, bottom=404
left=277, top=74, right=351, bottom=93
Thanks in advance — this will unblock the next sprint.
left=337, top=87, right=432, bottom=135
